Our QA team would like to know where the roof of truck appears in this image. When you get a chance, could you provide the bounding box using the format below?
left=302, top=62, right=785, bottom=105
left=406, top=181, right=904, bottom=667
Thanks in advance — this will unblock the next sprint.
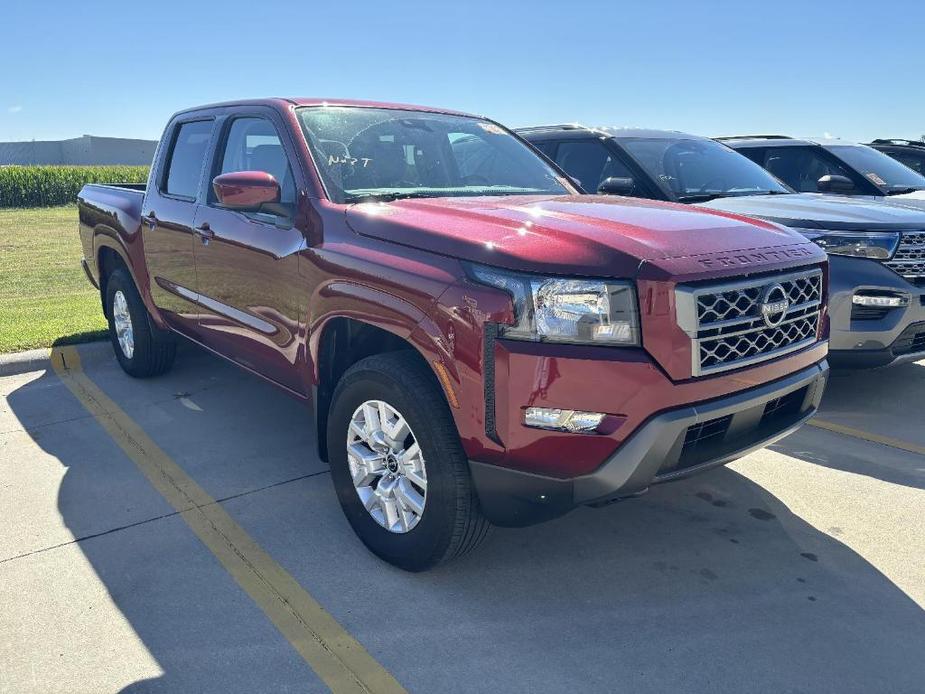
left=173, top=97, right=475, bottom=118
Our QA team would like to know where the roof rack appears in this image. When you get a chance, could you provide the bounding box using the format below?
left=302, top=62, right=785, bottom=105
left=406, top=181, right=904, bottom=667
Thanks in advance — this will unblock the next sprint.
left=870, top=138, right=925, bottom=148
left=515, top=123, right=592, bottom=133
left=714, top=135, right=793, bottom=141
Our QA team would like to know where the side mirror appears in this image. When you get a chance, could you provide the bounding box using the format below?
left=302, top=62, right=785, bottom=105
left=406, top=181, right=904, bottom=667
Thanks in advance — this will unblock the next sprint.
left=597, top=176, right=636, bottom=196
left=817, top=174, right=855, bottom=193
left=213, top=171, right=280, bottom=210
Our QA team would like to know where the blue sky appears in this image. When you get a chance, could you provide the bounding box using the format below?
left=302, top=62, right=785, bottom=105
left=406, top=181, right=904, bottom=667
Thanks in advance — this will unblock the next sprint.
left=1, top=0, right=923, bottom=143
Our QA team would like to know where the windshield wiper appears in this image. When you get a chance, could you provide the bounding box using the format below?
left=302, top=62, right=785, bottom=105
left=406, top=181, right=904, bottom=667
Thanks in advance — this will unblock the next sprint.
left=884, top=187, right=923, bottom=196
left=676, top=190, right=788, bottom=203
left=676, top=193, right=730, bottom=202
left=344, top=191, right=439, bottom=203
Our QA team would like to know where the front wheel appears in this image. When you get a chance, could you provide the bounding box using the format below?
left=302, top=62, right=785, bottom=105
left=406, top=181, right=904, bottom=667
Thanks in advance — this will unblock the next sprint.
left=105, top=268, right=176, bottom=378
left=327, top=352, right=490, bottom=571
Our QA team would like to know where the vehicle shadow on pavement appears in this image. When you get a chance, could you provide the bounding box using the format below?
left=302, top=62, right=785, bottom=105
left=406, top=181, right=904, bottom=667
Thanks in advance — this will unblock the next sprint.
left=261, top=464, right=925, bottom=693
left=771, top=361, right=925, bottom=491
left=6, top=346, right=925, bottom=693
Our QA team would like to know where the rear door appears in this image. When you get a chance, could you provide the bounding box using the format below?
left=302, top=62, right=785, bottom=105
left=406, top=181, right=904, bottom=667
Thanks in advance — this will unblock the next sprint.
left=142, top=118, right=214, bottom=333
left=191, top=111, right=307, bottom=393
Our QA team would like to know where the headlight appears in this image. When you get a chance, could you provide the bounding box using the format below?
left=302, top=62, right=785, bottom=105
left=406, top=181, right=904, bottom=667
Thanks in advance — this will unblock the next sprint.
left=793, top=229, right=900, bottom=259
left=466, top=264, right=640, bottom=346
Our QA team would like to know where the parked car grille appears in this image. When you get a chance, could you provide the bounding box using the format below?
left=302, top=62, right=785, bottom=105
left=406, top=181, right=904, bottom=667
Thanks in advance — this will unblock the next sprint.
left=675, top=267, right=823, bottom=376
left=886, top=232, right=925, bottom=283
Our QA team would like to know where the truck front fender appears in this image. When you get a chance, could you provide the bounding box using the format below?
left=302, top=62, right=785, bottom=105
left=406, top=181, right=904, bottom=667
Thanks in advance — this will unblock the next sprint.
left=307, top=280, right=461, bottom=461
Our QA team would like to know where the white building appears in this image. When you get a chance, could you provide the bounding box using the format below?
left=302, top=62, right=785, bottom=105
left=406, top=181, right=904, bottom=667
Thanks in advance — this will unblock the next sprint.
left=0, top=135, right=156, bottom=166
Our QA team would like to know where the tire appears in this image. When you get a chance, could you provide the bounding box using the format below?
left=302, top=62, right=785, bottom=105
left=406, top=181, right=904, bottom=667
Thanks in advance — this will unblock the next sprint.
left=105, top=268, right=176, bottom=378
left=327, top=352, right=491, bottom=571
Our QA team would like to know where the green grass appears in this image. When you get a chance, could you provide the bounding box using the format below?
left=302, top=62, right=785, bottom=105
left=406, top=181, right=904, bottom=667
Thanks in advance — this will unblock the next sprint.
left=0, top=205, right=108, bottom=353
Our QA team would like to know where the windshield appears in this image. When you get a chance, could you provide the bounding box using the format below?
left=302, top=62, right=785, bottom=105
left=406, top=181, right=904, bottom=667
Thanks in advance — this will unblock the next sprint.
left=296, top=107, right=571, bottom=203
left=828, top=144, right=925, bottom=193
left=619, top=137, right=791, bottom=201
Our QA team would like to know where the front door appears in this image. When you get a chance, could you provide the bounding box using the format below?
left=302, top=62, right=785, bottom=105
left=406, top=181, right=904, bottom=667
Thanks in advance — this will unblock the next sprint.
left=191, top=114, right=307, bottom=392
left=142, top=118, right=214, bottom=334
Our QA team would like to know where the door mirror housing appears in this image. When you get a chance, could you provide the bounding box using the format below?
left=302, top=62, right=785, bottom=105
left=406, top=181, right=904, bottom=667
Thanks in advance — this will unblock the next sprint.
left=213, top=171, right=280, bottom=210
left=817, top=174, right=855, bottom=193
left=597, top=176, right=636, bottom=196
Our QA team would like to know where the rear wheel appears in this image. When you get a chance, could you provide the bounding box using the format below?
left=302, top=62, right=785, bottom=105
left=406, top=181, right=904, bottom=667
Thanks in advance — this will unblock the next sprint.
left=327, top=352, right=490, bottom=571
left=105, top=268, right=176, bottom=378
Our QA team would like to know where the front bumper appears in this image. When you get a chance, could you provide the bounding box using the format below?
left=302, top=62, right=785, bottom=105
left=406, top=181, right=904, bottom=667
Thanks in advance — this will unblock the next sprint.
left=470, top=360, right=828, bottom=527
left=828, top=255, right=925, bottom=367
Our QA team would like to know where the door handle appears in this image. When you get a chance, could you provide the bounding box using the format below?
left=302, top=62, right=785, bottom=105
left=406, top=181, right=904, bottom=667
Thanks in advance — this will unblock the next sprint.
left=144, top=211, right=157, bottom=230
left=194, top=222, right=215, bottom=243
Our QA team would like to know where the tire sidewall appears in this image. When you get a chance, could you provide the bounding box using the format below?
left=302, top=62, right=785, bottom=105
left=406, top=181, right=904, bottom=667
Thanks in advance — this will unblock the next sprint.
left=105, top=270, right=145, bottom=375
left=328, top=364, right=461, bottom=570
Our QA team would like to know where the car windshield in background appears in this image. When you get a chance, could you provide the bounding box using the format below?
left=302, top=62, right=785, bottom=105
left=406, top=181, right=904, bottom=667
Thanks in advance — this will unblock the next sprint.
left=296, top=107, right=571, bottom=203
left=620, top=137, right=791, bottom=201
left=828, top=144, right=925, bottom=194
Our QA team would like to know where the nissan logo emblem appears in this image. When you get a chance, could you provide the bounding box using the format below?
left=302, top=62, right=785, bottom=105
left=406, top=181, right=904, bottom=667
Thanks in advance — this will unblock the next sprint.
left=760, top=283, right=790, bottom=328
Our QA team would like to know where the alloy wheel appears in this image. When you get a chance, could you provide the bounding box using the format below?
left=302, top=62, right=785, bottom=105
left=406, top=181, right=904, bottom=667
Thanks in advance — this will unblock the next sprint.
left=346, top=399, right=427, bottom=533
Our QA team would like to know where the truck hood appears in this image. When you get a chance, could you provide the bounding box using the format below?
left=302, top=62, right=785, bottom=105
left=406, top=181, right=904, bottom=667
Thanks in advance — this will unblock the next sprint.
left=698, top=192, right=925, bottom=231
left=345, top=194, right=811, bottom=278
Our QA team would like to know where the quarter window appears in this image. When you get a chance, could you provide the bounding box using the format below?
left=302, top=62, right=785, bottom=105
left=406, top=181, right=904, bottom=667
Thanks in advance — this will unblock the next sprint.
left=164, top=120, right=213, bottom=199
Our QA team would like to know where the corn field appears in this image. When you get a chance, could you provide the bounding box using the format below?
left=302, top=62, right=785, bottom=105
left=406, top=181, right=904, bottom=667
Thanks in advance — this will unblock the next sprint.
left=0, top=165, right=149, bottom=208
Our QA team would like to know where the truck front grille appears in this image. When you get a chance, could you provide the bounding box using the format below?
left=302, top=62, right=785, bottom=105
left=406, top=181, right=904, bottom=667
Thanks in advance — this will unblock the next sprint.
left=676, top=267, right=823, bottom=376
left=886, top=232, right=925, bottom=283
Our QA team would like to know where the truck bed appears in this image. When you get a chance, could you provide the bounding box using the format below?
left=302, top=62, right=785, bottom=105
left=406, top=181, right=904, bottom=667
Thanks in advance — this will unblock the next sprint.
left=77, top=183, right=147, bottom=289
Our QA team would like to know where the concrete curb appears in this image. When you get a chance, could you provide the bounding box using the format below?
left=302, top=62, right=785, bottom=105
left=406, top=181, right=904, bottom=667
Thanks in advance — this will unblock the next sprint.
left=0, top=341, right=110, bottom=377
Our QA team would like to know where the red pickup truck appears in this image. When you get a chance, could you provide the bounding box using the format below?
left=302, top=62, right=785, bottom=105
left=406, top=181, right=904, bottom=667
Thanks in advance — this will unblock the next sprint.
left=78, top=98, right=829, bottom=570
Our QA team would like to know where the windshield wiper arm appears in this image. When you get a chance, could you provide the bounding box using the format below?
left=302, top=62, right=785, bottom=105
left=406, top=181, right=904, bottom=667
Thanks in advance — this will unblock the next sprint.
left=677, top=190, right=788, bottom=203
left=676, top=193, right=728, bottom=202
left=344, top=191, right=437, bottom=203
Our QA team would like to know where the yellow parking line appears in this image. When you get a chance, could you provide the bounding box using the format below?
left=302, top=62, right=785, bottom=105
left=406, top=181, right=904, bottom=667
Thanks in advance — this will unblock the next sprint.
left=51, top=345, right=405, bottom=694
left=808, top=418, right=925, bottom=456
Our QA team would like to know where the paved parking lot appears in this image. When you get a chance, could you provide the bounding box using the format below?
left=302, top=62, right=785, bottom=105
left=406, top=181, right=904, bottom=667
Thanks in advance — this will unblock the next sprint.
left=2, top=341, right=923, bottom=693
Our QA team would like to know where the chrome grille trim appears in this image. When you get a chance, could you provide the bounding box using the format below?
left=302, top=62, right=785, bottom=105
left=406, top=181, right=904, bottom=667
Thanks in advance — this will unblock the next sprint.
left=886, top=232, right=925, bottom=280
left=676, top=267, right=823, bottom=377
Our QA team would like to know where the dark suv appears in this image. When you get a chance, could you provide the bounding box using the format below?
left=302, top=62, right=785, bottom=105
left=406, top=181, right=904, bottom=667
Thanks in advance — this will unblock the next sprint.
left=519, top=125, right=925, bottom=368
left=718, top=135, right=925, bottom=201
left=868, top=139, right=925, bottom=177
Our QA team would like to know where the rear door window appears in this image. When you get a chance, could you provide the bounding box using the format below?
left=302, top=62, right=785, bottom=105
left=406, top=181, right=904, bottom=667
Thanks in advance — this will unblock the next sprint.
left=164, top=120, right=213, bottom=199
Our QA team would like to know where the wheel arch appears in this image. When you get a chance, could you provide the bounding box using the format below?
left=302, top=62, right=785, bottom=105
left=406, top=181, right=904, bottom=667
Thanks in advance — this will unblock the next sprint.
left=311, top=307, right=459, bottom=463
left=95, top=242, right=130, bottom=313
left=93, top=233, right=165, bottom=328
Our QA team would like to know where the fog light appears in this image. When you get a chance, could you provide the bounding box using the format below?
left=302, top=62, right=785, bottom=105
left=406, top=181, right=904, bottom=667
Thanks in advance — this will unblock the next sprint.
left=852, top=294, right=909, bottom=308
left=524, top=407, right=605, bottom=433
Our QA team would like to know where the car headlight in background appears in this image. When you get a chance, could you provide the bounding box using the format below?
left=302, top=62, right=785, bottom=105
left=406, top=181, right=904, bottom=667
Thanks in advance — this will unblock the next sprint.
left=793, top=229, right=901, bottom=259
left=467, top=264, right=640, bottom=346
